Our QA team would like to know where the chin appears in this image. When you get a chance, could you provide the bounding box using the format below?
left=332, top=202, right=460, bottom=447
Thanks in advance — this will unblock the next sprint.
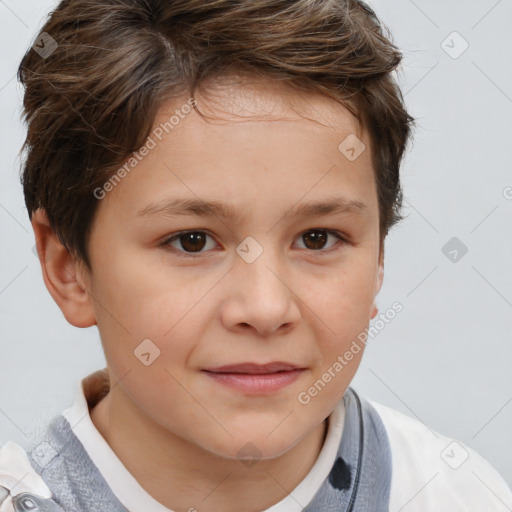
left=200, top=427, right=304, bottom=464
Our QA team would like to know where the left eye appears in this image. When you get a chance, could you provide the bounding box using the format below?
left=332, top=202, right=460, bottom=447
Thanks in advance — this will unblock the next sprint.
left=162, top=229, right=346, bottom=256
left=295, top=229, right=345, bottom=252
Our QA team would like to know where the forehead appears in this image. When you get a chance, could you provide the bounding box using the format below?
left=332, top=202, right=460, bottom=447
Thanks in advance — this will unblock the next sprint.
left=169, top=74, right=366, bottom=138
left=92, top=76, right=377, bottom=230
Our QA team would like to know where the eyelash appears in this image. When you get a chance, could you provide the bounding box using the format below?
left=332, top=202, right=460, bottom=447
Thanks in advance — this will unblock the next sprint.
left=160, top=229, right=350, bottom=258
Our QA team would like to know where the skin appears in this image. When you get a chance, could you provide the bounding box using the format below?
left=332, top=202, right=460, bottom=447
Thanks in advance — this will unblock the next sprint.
left=31, top=76, right=384, bottom=512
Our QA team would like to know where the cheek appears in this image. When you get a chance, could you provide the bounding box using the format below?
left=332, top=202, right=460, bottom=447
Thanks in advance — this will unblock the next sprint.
left=92, top=249, right=204, bottom=334
left=306, top=262, right=375, bottom=331
left=303, top=260, right=375, bottom=378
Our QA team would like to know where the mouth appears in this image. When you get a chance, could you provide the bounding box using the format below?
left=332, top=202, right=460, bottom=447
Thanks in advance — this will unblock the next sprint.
left=201, top=362, right=306, bottom=393
left=203, top=361, right=302, bottom=374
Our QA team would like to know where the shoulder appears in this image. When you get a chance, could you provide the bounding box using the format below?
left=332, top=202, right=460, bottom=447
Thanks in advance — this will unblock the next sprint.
left=366, top=398, right=512, bottom=511
left=0, top=441, right=64, bottom=511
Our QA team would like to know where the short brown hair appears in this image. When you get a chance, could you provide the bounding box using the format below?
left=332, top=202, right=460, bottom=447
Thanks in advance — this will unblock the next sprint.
left=18, top=0, right=415, bottom=271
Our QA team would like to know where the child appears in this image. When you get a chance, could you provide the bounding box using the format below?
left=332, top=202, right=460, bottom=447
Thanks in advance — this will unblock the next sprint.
left=1, top=0, right=511, bottom=510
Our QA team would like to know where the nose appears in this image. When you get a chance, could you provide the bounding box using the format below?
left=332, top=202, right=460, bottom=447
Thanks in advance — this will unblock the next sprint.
left=220, top=244, right=301, bottom=337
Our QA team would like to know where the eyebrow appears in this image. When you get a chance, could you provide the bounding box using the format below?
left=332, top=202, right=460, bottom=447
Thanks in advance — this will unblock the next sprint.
left=136, top=196, right=367, bottom=221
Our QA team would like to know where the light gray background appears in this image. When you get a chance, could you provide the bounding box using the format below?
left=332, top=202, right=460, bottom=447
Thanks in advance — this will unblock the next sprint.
left=1, top=0, right=511, bottom=490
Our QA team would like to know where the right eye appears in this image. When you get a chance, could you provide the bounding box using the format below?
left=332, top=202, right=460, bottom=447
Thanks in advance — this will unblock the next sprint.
left=162, top=230, right=219, bottom=256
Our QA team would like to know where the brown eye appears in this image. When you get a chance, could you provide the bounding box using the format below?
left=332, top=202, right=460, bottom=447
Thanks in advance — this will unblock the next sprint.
left=296, top=229, right=345, bottom=253
left=163, top=228, right=346, bottom=257
left=165, top=231, right=216, bottom=254
left=302, top=229, right=328, bottom=250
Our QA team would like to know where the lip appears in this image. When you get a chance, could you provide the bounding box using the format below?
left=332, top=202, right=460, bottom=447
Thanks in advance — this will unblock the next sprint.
left=203, top=361, right=301, bottom=374
left=202, top=362, right=306, bottom=394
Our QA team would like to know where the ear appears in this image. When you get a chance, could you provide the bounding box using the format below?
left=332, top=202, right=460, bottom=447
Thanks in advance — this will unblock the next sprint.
left=31, top=209, right=97, bottom=328
left=370, top=247, right=384, bottom=320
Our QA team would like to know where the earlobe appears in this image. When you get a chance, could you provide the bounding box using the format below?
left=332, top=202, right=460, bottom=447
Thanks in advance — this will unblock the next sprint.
left=31, top=209, right=96, bottom=328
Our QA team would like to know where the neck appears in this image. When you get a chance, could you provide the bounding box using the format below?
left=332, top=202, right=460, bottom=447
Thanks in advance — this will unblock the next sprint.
left=90, top=388, right=329, bottom=512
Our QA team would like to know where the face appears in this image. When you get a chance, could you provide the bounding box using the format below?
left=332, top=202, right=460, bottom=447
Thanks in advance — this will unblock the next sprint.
left=80, top=77, right=383, bottom=461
